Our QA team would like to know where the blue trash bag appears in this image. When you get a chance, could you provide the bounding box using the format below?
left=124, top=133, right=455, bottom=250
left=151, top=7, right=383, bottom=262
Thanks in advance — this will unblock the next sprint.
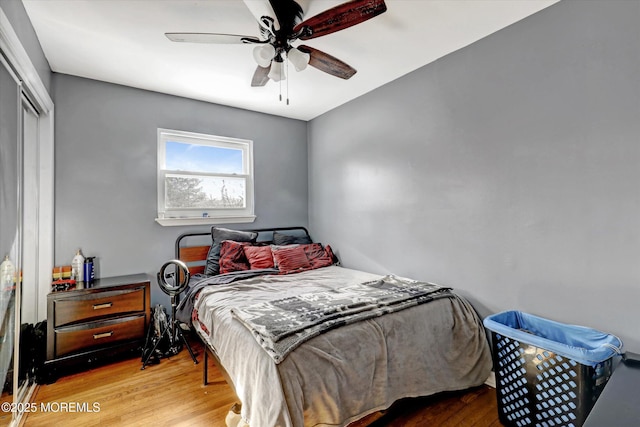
left=483, top=310, right=623, bottom=367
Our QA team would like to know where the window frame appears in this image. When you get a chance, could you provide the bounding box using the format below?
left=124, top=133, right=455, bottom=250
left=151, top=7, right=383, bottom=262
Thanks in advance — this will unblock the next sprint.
left=156, top=128, right=255, bottom=227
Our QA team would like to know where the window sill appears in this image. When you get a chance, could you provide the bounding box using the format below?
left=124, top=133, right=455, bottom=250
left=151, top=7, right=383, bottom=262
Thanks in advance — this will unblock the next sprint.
left=155, top=215, right=256, bottom=227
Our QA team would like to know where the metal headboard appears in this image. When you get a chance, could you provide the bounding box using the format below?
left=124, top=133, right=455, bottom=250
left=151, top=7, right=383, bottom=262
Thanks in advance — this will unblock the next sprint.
left=174, top=226, right=311, bottom=272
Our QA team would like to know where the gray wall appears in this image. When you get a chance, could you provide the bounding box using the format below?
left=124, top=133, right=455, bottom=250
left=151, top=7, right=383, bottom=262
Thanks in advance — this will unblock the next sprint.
left=309, top=0, right=640, bottom=352
left=0, top=0, right=51, bottom=92
left=53, top=74, right=308, bottom=306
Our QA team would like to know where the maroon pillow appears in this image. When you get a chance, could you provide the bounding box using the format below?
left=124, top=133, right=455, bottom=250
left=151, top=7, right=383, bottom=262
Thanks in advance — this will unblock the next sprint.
left=300, top=243, right=334, bottom=269
left=243, top=245, right=275, bottom=269
left=324, top=245, right=338, bottom=265
left=273, top=245, right=311, bottom=274
left=219, top=240, right=251, bottom=274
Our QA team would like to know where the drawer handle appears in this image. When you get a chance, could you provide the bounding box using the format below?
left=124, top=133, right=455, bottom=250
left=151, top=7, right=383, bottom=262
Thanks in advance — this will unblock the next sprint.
left=93, top=331, right=114, bottom=340
left=93, top=302, right=113, bottom=310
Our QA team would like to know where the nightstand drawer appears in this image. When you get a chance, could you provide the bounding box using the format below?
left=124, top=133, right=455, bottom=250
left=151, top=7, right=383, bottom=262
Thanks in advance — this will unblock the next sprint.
left=54, top=314, right=146, bottom=357
left=54, top=287, right=146, bottom=327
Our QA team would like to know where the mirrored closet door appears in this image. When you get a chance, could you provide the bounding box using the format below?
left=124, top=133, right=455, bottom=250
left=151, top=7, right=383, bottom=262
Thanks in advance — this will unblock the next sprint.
left=0, top=53, right=22, bottom=425
left=0, top=56, right=44, bottom=426
left=16, top=93, right=40, bottom=402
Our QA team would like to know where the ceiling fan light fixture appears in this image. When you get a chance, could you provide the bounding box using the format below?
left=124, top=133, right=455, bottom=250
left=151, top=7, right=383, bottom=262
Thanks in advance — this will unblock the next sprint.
left=166, top=0, right=388, bottom=88
left=268, top=58, right=286, bottom=82
left=288, top=47, right=310, bottom=72
left=252, top=44, right=276, bottom=68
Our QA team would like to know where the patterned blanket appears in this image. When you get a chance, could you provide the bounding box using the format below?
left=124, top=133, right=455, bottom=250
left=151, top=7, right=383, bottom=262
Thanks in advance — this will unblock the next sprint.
left=231, top=275, right=453, bottom=363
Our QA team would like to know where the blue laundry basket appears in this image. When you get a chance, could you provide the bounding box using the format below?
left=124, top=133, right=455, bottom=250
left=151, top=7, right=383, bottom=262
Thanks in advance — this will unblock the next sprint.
left=484, top=311, right=623, bottom=427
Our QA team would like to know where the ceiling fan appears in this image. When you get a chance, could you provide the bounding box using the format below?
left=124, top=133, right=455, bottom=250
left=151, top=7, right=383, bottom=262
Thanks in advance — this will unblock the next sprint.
left=165, top=0, right=387, bottom=87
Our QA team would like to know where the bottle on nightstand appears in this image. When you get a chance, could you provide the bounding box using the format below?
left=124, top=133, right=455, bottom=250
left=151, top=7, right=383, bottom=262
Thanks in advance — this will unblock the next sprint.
left=71, top=249, right=84, bottom=284
left=84, top=257, right=95, bottom=284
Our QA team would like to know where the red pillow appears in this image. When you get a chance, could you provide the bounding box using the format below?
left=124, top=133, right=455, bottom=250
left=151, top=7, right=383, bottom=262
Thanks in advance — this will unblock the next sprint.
left=219, top=240, right=250, bottom=274
left=269, top=244, right=299, bottom=268
left=273, top=245, right=311, bottom=274
left=243, top=245, right=274, bottom=269
left=324, top=245, right=338, bottom=264
left=300, top=243, right=334, bottom=269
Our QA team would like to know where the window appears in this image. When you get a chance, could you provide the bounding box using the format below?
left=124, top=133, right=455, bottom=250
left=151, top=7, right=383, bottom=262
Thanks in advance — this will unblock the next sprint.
left=156, top=129, right=255, bottom=226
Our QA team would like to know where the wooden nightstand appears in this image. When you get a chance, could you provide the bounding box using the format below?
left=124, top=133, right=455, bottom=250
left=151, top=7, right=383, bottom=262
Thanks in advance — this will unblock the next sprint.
left=45, top=273, right=151, bottom=380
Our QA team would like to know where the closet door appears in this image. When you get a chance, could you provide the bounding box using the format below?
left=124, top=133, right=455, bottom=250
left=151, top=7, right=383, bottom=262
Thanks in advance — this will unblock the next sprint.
left=0, top=57, right=21, bottom=408
left=15, top=95, right=39, bottom=400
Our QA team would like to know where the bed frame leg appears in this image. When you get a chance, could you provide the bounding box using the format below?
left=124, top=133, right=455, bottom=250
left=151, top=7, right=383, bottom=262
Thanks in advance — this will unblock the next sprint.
left=203, top=347, right=208, bottom=385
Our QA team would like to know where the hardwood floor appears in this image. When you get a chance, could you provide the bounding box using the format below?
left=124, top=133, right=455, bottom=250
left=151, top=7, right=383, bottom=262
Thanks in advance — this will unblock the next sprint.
left=24, top=336, right=500, bottom=426
left=367, top=387, right=501, bottom=427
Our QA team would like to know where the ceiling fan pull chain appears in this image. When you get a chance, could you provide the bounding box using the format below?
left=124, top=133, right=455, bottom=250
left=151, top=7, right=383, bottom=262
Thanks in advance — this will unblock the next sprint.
left=286, top=56, right=290, bottom=105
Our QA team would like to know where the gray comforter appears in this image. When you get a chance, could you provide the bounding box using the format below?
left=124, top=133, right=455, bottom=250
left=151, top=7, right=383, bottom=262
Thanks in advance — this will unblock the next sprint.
left=176, top=268, right=278, bottom=324
left=194, top=266, right=492, bottom=427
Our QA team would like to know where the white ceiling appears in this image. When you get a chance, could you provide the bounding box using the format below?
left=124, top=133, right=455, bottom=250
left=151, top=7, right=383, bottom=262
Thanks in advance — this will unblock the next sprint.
left=22, top=0, right=558, bottom=121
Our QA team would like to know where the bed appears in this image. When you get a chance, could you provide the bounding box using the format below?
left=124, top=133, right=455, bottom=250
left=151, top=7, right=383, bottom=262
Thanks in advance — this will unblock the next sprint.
left=175, top=226, right=492, bottom=427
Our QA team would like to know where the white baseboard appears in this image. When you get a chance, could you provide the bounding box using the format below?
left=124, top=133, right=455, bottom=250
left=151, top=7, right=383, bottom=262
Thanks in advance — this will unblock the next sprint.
left=484, top=371, right=496, bottom=388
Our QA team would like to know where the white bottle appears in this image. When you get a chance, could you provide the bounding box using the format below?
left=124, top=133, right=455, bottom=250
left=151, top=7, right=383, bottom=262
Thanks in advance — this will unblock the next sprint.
left=1, top=255, right=15, bottom=290
left=71, top=249, right=85, bottom=283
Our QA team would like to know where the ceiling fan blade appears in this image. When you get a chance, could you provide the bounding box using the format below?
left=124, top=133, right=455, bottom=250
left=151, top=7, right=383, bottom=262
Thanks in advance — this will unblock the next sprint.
left=165, top=32, right=261, bottom=44
left=242, top=0, right=279, bottom=30
left=297, top=45, right=356, bottom=80
left=293, top=0, right=387, bottom=40
left=251, top=65, right=271, bottom=87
